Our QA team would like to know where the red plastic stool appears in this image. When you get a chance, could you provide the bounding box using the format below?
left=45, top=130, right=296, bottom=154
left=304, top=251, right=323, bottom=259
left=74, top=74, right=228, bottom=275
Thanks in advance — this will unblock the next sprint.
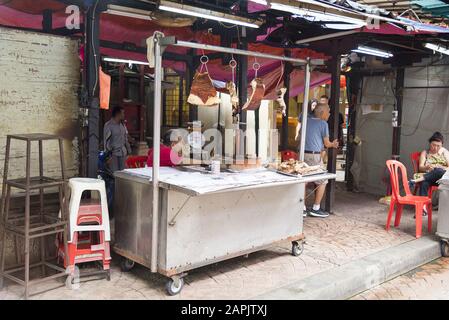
left=57, top=203, right=111, bottom=278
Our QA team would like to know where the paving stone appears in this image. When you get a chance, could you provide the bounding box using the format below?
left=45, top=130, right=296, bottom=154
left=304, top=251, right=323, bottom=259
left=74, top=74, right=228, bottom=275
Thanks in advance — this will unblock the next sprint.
left=0, top=187, right=434, bottom=300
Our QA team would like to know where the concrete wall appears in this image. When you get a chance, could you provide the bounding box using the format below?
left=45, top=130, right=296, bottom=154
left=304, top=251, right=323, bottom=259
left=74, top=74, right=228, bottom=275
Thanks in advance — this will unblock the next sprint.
left=354, top=75, right=395, bottom=195
left=0, top=27, right=80, bottom=194
left=354, top=59, right=449, bottom=195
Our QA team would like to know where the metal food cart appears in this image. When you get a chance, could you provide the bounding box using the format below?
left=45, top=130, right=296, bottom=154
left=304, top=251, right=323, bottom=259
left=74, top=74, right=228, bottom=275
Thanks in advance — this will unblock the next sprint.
left=111, top=34, right=330, bottom=295
left=113, top=167, right=336, bottom=295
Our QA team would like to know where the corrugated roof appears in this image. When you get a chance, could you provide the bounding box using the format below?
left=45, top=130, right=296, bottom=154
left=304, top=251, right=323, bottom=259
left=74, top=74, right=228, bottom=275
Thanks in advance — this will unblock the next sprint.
left=356, top=0, right=449, bottom=22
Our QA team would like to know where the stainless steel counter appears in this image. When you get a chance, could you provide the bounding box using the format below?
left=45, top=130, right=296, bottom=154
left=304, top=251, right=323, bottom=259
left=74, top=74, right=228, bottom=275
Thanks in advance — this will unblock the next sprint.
left=113, top=168, right=336, bottom=295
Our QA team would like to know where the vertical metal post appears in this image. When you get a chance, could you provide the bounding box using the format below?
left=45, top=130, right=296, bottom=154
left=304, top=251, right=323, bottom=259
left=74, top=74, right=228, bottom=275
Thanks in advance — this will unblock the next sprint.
left=0, top=136, right=11, bottom=289
left=299, top=59, right=311, bottom=162
left=86, top=3, right=101, bottom=178
left=238, top=27, right=248, bottom=143
left=151, top=35, right=163, bottom=273
left=325, top=54, right=342, bottom=213
left=39, top=140, right=45, bottom=275
left=42, top=10, right=53, bottom=32
left=255, top=109, right=259, bottom=157
left=281, top=55, right=292, bottom=151
left=188, top=50, right=198, bottom=123
left=24, top=140, right=31, bottom=299
left=392, top=68, right=404, bottom=160
left=179, top=76, right=184, bottom=127
left=345, top=74, right=360, bottom=192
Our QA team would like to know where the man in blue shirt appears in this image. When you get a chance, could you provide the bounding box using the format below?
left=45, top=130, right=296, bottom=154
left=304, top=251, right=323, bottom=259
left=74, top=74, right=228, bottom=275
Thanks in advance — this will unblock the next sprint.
left=301, top=103, right=339, bottom=218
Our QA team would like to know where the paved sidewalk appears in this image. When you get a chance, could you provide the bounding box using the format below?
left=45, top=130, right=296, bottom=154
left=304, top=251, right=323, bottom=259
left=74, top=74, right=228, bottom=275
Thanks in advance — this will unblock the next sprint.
left=352, top=257, right=449, bottom=300
left=0, top=184, right=435, bottom=300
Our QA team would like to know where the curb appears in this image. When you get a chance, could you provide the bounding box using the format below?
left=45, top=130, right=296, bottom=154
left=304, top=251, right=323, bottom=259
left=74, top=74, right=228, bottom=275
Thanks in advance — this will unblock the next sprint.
left=254, top=236, right=441, bottom=300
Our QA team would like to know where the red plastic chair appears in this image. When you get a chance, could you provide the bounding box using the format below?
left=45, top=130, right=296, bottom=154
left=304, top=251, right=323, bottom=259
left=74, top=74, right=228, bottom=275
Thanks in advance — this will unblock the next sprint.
left=281, top=150, right=299, bottom=162
left=410, top=152, right=439, bottom=198
left=126, top=156, right=147, bottom=168
left=386, top=160, right=432, bottom=238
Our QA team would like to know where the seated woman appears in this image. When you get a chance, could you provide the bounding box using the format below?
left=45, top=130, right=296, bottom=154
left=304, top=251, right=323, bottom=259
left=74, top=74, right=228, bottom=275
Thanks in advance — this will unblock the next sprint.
left=410, top=132, right=449, bottom=212
left=147, top=129, right=183, bottom=167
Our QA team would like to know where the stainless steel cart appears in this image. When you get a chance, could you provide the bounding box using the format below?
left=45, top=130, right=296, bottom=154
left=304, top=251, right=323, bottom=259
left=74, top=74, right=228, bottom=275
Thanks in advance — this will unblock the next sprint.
left=437, top=177, right=449, bottom=256
left=112, top=168, right=336, bottom=295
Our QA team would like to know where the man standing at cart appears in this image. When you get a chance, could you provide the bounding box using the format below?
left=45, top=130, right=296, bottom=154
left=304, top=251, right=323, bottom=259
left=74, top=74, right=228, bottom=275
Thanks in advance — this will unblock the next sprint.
left=104, top=106, right=132, bottom=172
left=302, top=103, right=339, bottom=218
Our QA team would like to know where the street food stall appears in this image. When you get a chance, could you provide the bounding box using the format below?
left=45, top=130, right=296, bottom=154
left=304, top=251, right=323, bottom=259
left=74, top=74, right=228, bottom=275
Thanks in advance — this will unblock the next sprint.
left=112, top=35, right=335, bottom=295
left=114, top=167, right=335, bottom=295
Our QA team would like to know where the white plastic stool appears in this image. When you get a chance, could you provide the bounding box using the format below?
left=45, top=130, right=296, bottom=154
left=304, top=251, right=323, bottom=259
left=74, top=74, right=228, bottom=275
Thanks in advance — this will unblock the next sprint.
left=67, top=178, right=111, bottom=243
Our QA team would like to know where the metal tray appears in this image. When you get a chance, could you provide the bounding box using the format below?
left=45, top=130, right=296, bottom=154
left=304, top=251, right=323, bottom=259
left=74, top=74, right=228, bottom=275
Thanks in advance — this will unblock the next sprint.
left=274, top=169, right=328, bottom=178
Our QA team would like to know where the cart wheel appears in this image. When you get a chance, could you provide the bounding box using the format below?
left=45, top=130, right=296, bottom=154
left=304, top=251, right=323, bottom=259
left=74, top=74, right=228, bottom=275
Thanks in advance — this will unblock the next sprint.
left=166, top=277, right=184, bottom=296
left=441, top=241, right=449, bottom=257
left=65, top=275, right=75, bottom=289
left=291, top=241, right=304, bottom=257
left=120, top=258, right=135, bottom=272
left=106, top=269, right=111, bottom=281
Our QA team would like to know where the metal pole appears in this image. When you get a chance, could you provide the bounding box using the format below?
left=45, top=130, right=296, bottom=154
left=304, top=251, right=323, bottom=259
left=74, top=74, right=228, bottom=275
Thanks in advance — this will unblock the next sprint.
left=325, top=53, right=342, bottom=213
left=151, top=34, right=163, bottom=273
left=299, top=59, right=311, bottom=162
left=86, top=3, right=101, bottom=178
left=392, top=67, right=405, bottom=160
left=281, top=58, right=292, bottom=150
left=295, top=30, right=359, bottom=45
left=173, top=40, right=315, bottom=65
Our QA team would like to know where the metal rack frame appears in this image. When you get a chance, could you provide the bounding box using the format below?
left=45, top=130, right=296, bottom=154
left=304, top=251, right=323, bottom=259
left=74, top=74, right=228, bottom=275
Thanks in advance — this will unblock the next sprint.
left=150, top=35, right=322, bottom=272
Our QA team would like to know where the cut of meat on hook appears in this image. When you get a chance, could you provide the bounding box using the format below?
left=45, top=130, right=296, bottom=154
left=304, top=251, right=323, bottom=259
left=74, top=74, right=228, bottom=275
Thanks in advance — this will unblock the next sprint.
left=242, top=78, right=265, bottom=111
left=187, top=71, right=220, bottom=106
left=276, top=87, right=287, bottom=116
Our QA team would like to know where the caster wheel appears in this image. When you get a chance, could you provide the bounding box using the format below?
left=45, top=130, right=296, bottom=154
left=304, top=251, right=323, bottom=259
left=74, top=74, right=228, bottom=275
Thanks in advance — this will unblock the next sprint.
left=291, top=241, right=304, bottom=257
left=441, top=241, right=449, bottom=257
left=65, top=275, right=76, bottom=289
left=166, top=277, right=184, bottom=296
left=120, top=258, right=135, bottom=272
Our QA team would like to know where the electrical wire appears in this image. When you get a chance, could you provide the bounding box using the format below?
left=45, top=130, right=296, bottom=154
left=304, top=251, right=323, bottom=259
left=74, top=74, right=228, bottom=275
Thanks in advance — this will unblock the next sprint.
left=218, top=21, right=240, bottom=29
left=91, top=0, right=100, bottom=95
left=87, top=0, right=101, bottom=144
left=401, top=65, right=430, bottom=137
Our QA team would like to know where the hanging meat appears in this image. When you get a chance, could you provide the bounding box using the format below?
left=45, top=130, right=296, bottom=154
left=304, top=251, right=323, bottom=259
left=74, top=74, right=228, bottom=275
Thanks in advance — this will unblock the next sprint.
left=275, top=87, right=287, bottom=116
left=226, top=81, right=239, bottom=116
left=242, top=78, right=265, bottom=111
left=187, top=71, right=220, bottom=106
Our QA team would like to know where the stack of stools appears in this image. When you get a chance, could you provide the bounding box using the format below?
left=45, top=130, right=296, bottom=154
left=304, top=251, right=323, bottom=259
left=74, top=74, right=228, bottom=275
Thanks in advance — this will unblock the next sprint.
left=57, top=178, right=111, bottom=284
left=0, top=134, right=69, bottom=300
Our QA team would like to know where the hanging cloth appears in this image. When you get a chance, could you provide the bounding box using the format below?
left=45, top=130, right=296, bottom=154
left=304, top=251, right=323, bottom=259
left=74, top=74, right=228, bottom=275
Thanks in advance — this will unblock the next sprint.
left=99, top=67, right=111, bottom=110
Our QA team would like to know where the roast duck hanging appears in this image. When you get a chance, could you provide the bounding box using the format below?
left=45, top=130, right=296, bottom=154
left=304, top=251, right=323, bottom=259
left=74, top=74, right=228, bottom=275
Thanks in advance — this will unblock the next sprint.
left=275, top=87, right=287, bottom=116
left=226, top=81, right=239, bottom=114
left=274, top=63, right=287, bottom=116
